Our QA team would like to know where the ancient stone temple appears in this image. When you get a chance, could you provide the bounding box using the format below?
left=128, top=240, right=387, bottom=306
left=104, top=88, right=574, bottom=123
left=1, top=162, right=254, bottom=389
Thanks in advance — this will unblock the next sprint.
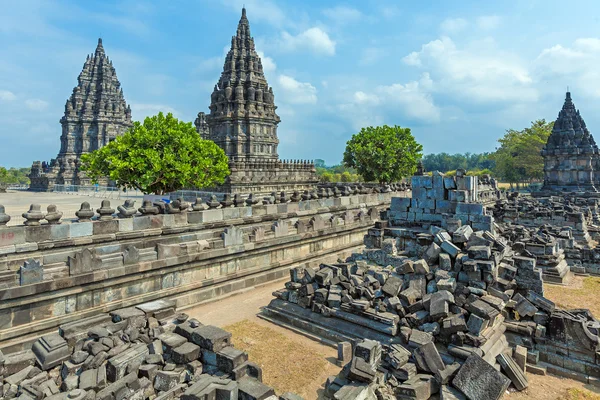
left=29, top=39, right=132, bottom=191
left=195, top=8, right=318, bottom=195
left=541, top=92, right=599, bottom=192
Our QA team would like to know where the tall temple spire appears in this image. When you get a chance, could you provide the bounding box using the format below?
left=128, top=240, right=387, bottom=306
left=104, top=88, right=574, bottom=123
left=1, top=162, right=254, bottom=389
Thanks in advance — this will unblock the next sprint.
left=95, top=37, right=105, bottom=56
left=201, top=6, right=280, bottom=162
left=29, top=38, right=132, bottom=191
left=541, top=91, right=599, bottom=192
left=195, top=7, right=318, bottom=194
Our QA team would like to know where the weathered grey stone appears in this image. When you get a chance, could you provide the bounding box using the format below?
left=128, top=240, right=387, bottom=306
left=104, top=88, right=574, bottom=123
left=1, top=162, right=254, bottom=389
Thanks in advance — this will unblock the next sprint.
left=191, top=325, right=232, bottom=352
left=452, top=353, right=510, bottom=400
left=497, top=353, right=528, bottom=391
left=106, top=343, right=149, bottom=382
left=20, top=259, right=43, bottom=286
left=32, top=333, right=70, bottom=370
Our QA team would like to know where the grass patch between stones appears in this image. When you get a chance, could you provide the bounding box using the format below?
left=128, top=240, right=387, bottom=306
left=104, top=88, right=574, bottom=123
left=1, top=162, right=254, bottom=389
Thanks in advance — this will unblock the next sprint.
left=545, top=276, right=600, bottom=317
left=224, top=319, right=330, bottom=398
left=562, top=388, right=600, bottom=400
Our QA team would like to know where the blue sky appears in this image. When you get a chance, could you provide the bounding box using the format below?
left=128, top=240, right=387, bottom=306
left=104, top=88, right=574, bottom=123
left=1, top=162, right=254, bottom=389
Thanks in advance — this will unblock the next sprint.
left=2, top=0, right=600, bottom=167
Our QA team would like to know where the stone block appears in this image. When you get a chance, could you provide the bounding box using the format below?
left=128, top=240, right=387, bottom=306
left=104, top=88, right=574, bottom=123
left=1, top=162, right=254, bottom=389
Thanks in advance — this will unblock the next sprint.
left=117, top=218, right=133, bottom=232
left=238, top=376, right=276, bottom=400
left=70, top=221, right=93, bottom=239
left=199, top=209, right=223, bottom=223
left=171, top=342, right=201, bottom=364
left=92, top=220, right=119, bottom=235
left=466, top=314, right=488, bottom=336
left=452, top=353, right=510, bottom=400
left=441, top=241, right=460, bottom=258
left=132, top=216, right=152, bottom=230
left=391, top=197, right=411, bottom=211
left=106, top=343, right=149, bottom=382
left=413, top=341, right=445, bottom=375
left=25, top=225, right=52, bottom=242
left=154, top=370, right=184, bottom=392
left=20, top=259, right=43, bottom=285
left=413, top=259, right=430, bottom=275
left=497, top=353, right=528, bottom=391
left=217, top=346, right=248, bottom=373
left=110, top=307, right=146, bottom=328
left=50, top=224, right=70, bottom=240
left=0, top=227, right=26, bottom=246
left=191, top=325, right=232, bottom=352
left=513, top=346, right=527, bottom=374
left=32, top=333, right=70, bottom=370
left=159, top=332, right=188, bottom=355
left=382, top=275, right=403, bottom=297
left=182, top=375, right=238, bottom=400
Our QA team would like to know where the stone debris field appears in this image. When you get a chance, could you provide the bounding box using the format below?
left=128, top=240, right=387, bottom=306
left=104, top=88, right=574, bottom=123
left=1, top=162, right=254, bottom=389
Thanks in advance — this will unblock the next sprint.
left=0, top=299, right=302, bottom=400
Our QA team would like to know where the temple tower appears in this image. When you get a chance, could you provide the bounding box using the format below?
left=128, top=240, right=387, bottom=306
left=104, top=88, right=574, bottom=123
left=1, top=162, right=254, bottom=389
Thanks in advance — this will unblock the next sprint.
left=198, top=7, right=280, bottom=162
left=196, top=8, right=318, bottom=194
left=541, top=92, right=599, bottom=192
left=29, top=38, right=132, bottom=191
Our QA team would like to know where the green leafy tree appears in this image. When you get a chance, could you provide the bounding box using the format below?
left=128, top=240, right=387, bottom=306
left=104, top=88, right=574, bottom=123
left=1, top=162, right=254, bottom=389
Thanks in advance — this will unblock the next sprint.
left=343, top=125, right=423, bottom=183
left=81, top=112, right=230, bottom=194
left=492, top=119, right=553, bottom=187
left=340, top=171, right=352, bottom=182
left=320, top=171, right=334, bottom=183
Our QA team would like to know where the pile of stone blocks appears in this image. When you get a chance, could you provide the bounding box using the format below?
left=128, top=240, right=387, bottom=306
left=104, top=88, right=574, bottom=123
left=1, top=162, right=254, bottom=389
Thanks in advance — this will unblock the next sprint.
left=1, top=299, right=299, bottom=400
left=266, top=220, right=584, bottom=399
left=387, top=171, right=499, bottom=232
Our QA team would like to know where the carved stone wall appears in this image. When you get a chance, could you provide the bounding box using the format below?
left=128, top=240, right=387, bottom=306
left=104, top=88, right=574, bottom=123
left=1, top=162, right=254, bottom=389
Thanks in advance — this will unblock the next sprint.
left=0, top=191, right=408, bottom=352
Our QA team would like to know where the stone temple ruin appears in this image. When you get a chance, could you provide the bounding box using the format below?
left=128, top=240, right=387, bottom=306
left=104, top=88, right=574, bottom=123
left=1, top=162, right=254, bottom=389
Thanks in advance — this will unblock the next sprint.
left=28, top=8, right=318, bottom=196
left=541, top=91, right=600, bottom=193
left=263, top=171, right=600, bottom=399
left=28, top=39, right=133, bottom=192
left=195, top=8, right=319, bottom=195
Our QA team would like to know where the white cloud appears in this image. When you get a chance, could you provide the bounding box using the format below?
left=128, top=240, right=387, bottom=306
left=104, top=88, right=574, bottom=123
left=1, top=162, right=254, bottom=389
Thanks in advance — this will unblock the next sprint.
left=257, top=51, right=277, bottom=75
left=25, top=99, right=48, bottom=111
left=476, top=15, right=501, bottom=30
left=130, top=103, right=179, bottom=120
left=0, top=90, right=16, bottom=102
left=535, top=38, right=600, bottom=98
left=276, top=75, right=317, bottom=104
left=322, top=6, right=362, bottom=25
left=339, top=73, right=440, bottom=129
left=403, top=36, right=537, bottom=104
left=440, top=18, right=467, bottom=34
left=279, top=27, right=336, bottom=56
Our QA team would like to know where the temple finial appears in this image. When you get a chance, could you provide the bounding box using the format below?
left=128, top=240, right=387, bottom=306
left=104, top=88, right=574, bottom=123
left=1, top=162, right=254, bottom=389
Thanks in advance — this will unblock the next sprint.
left=95, top=38, right=105, bottom=55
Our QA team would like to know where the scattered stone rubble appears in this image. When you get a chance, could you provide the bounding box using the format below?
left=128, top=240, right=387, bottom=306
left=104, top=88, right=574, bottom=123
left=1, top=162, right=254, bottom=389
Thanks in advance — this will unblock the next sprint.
left=265, top=171, right=600, bottom=399
left=1, top=300, right=299, bottom=400
left=271, top=222, right=552, bottom=399
left=493, top=193, right=600, bottom=276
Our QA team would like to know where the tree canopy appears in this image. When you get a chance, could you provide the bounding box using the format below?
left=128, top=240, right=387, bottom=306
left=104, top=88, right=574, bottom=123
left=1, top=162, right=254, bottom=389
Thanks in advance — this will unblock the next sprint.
left=343, top=125, right=423, bottom=184
left=0, top=167, right=30, bottom=185
left=81, top=112, right=230, bottom=194
left=421, top=152, right=495, bottom=174
left=491, top=119, right=553, bottom=185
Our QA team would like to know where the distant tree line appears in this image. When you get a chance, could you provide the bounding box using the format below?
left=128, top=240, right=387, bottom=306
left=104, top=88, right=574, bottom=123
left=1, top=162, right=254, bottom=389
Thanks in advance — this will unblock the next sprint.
left=422, top=119, right=553, bottom=188
left=316, top=165, right=363, bottom=183
left=421, top=153, right=495, bottom=175
left=0, top=167, right=30, bottom=185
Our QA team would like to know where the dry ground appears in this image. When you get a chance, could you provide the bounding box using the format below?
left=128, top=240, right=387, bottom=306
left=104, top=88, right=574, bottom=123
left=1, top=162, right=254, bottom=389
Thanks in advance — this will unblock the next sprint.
left=545, top=275, right=600, bottom=317
left=183, top=276, right=600, bottom=399
left=504, top=374, right=600, bottom=399
left=184, top=280, right=339, bottom=399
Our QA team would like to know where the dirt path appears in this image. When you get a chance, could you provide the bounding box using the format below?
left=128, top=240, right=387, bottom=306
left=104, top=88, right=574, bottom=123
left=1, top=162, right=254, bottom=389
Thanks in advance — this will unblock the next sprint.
left=184, top=277, right=600, bottom=400
left=185, top=279, right=340, bottom=399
